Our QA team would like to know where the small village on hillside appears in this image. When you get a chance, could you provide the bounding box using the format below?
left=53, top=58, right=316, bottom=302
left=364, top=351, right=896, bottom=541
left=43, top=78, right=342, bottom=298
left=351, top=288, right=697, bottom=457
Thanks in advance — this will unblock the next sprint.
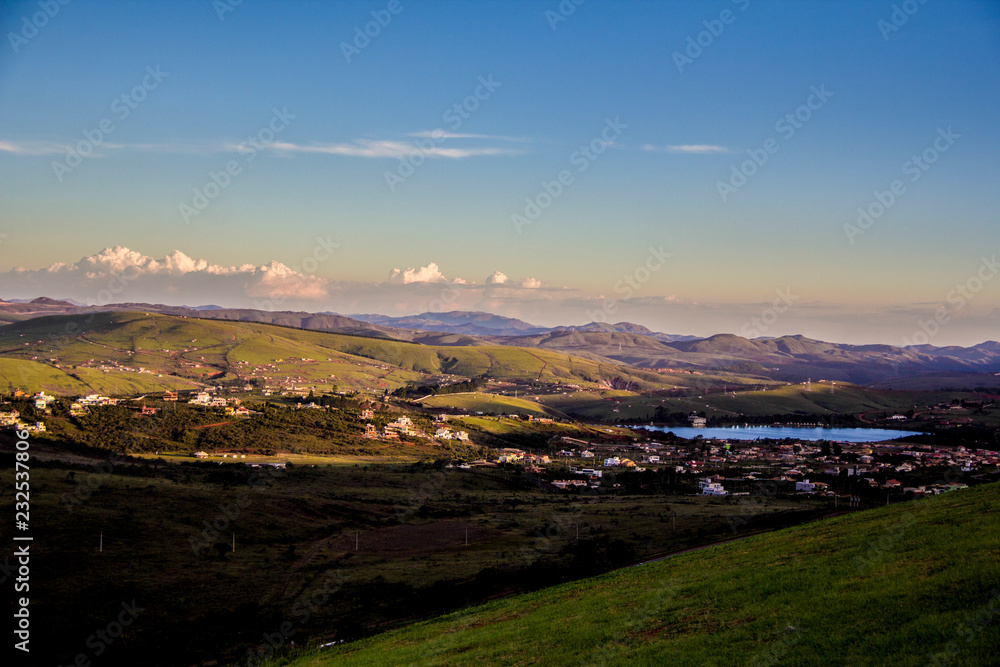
left=3, top=382, right=995, bottom=503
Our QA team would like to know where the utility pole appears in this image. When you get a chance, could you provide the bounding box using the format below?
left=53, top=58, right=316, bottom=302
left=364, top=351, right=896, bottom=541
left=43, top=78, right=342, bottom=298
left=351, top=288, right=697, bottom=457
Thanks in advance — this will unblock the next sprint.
left=99, top=531, right=103, bottom=553
left=465, top=528, right=468, bottom=547
left=355, top=532, right=359, bottom=551
left=232, top=532, right=235, bottom=553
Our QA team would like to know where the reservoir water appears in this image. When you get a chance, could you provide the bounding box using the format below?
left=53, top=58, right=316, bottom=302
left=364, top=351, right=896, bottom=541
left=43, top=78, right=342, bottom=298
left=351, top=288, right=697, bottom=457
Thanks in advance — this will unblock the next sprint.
left=634, top=425, right=924, bottom=443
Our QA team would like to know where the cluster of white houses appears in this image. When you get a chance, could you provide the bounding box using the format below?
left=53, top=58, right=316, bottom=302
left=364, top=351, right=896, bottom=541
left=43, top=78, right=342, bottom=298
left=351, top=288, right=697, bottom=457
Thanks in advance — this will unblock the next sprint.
left=361, top=414, right=471, bottom=443
left=70, top=393, right=125, bottom=416
left=552, top=433, right=999, bottom=474
left=496, top=448, right=551, bottom=465
left=0, top=410, right=45, bottom=433
left=696, top=473, right=968, bottom=497
left=187, top=391, right=251, bottom=412
left=508, top=430, right=997, bottom=495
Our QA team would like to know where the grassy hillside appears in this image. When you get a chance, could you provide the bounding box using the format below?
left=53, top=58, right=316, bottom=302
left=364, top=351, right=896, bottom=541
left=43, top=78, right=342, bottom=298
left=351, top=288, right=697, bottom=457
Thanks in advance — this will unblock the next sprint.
left=0, top=312, right=669, bottom=395
left=418, top=392, right=568, bottom=418
left=537, top=381, right=970, bottom=421
left=493, top=330, right=1000, bottom=385
left=288, top=482, right=1000, bottom=666
left=874, top=372, right=1000, bottom=391
left=0, top=357, right=95, bottom=394
left=1, top=443, right=826, bottom=667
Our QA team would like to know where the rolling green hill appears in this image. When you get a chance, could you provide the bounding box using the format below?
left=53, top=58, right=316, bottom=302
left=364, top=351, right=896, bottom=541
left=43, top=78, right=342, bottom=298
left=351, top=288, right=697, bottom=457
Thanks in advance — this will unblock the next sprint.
left=6, top=302, right=1000, bottom=386
left=284, top=482, right=1000, bottom=666
left=418, top=391, right=568, bottom=418
left=492, top=330, right=1000, bottom=385
left=535, top=380, right=968, bottom=421
left=0, top=312, right=671, bottom=395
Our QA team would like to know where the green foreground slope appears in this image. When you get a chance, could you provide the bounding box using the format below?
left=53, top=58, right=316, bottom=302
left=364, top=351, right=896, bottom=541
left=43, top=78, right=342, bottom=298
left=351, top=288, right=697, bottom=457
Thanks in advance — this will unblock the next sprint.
left=287, top=483, right=1000, bottom=667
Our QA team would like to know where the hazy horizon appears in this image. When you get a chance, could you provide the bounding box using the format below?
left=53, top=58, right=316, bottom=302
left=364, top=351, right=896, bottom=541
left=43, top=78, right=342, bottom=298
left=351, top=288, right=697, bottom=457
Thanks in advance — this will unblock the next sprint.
left=2, top=245, right=998, bottom=348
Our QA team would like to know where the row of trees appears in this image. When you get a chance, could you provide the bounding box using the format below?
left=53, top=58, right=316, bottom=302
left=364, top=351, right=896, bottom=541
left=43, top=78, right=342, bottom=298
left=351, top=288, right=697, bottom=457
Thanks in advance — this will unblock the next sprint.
left=644, top=406, right=862, bottom=427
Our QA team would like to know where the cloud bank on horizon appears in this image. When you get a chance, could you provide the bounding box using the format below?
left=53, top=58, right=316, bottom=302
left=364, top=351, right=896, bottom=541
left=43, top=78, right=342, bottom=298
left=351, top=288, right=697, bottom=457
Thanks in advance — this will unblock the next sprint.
left=0, top=246, right=549, bottom=311
left=0, top=247, right=996, bottom=348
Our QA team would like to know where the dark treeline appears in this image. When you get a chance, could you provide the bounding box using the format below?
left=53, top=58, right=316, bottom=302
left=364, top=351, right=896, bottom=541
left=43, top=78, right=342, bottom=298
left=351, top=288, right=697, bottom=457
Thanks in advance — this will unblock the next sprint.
left=638, top=406, right=863, bottom=427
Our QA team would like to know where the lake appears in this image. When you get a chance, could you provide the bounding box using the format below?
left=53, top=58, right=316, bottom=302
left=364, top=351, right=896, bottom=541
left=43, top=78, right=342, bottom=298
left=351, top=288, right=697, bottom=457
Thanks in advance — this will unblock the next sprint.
left=633, top=425, right=925, bottom=443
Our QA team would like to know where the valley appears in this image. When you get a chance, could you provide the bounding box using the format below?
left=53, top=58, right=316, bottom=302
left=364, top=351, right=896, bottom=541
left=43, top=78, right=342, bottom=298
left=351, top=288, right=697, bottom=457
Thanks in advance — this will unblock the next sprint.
left=0, top=306, right=998, bottom=666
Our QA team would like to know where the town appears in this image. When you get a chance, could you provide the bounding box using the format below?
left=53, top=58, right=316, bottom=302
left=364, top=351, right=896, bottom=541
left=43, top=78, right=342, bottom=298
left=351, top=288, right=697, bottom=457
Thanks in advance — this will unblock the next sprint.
left=3, top=383, right=995, bottom=505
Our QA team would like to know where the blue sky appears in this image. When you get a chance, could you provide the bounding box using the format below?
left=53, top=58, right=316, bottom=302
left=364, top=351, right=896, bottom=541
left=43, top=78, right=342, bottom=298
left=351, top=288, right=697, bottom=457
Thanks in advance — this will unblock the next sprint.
left=1, top=0, right=998, bottom=345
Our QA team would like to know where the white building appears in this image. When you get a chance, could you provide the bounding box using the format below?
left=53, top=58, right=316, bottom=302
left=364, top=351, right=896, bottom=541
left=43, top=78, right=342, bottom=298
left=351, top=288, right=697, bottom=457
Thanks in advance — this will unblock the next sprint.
left=78, top=394, right=111, bottom=406
left=34, top=392, right=55, bottom=410
left=699, top=477, right=727, bottom=495
left=700, top=482, right=727, bottom=496
left=189, top=392, right=212, bottom=405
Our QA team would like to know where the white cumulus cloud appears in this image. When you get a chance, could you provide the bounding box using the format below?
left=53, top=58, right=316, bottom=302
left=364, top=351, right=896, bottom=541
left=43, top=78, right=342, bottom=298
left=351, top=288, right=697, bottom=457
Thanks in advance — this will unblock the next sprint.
left=2, top=246, right=331, bottom=307
left=387, top=262, right=447, bottom=284
left=485, top=271, right=509, bottom=285
left=247, top=261, right=329, bottom=300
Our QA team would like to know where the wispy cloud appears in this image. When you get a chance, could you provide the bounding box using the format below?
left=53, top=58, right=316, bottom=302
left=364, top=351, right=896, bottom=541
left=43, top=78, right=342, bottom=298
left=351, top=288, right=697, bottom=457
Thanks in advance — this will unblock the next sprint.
left=1, top=139, right=228, bottom=157
left=0, top=140, right=69, bottom=156
left=102, top=141, right=224, bottom=155
left=641, top=144, right=732, bottom=154
left=408, top=130, right=531, bottom=143
left=264, top=139, right=521, bottom=159
left=1, top=135, right=525, bottom=160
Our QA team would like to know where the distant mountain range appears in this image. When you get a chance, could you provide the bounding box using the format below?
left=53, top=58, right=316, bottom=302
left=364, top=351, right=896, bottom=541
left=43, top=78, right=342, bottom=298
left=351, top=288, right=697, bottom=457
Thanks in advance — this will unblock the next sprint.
left=348, top=311, right=552, bottom=336
left=348, top=310, right=700, bottom=342
left=2, top=298, right=999, bottom=385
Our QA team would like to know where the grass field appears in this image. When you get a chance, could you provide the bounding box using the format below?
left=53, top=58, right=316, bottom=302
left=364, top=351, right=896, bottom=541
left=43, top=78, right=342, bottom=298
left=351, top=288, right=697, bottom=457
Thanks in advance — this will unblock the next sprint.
left=418, top=392, right=567, bottom=418
left=0, top=436, right=832, bottom=667
left=0, top=357, right=94, bottom=393
left=285, top=482, right=1000, bottom=667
